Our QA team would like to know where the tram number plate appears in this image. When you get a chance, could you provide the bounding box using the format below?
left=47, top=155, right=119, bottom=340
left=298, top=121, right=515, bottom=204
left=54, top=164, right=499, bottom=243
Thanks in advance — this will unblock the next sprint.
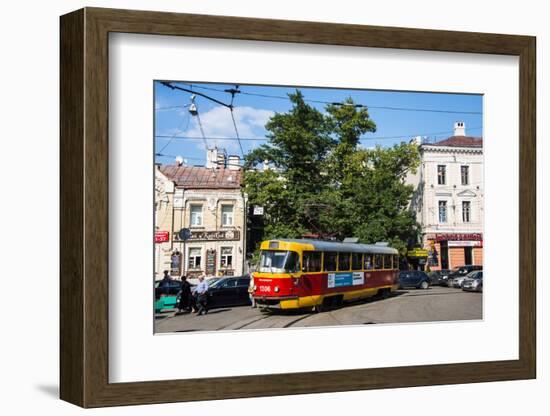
left=259, top=285, right=271, bottom=292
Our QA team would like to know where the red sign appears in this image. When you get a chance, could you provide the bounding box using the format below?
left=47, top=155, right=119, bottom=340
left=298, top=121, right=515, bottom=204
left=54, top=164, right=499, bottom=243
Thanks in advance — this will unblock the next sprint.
left=155, top=231, right=169, bottom=243
left=435, top=233, right=482, bottom=242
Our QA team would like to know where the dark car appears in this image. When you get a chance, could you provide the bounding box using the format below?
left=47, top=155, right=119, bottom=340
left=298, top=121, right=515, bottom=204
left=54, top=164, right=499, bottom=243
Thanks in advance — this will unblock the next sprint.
left=154, top=279, right=182, bottom=299
left=428, top=269, right=452, bottom=286
left=462, top=270, right=483, bottom=292
left=398, top=270, right=430, bottom=289
left=191, top=276, right=251, bottom=308
left=154, top=279, right=182, bottom=312
left=447, top=265, right=483, bottom=287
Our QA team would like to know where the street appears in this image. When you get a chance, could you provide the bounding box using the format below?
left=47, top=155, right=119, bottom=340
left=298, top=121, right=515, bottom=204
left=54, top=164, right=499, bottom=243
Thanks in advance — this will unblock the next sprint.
left=154, top=286, right=482, bottom=333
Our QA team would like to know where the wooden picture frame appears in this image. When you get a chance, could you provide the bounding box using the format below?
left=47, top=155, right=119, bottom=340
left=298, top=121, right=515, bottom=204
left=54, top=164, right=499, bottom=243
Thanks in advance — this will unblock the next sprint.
left=60, top=7, right=536, bottom=408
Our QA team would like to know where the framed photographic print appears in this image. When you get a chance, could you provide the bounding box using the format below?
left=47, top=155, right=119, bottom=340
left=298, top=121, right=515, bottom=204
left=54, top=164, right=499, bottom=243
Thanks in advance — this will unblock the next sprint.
left=60, top=7, right=536, bottom=408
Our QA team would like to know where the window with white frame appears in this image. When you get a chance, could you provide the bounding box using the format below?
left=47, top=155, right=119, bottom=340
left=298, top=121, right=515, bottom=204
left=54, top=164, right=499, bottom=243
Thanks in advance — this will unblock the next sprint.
left=438, top=201, right=447, bottom=223
left=190, top=204, right=203, bottom=226
left=437, top=165, right=446, bottom=185
left=220, top=247, right=233, bottom=268
left=188, top=247, right=202, bottom=269
left=462, top=201, right=471, bottom=222
left=221, top=204, right=234, bottom=226
left=461, top=165, right=470, bottom=185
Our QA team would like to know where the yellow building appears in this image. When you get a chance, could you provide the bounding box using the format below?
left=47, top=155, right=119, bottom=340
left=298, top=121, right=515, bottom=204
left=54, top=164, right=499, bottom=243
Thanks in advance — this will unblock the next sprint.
left=154, top=150, right=248, bottom=280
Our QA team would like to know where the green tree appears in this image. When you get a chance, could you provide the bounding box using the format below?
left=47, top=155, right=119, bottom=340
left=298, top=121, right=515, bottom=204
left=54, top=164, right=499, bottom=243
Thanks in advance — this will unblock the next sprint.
left=243, top=90, right=420, bottom=255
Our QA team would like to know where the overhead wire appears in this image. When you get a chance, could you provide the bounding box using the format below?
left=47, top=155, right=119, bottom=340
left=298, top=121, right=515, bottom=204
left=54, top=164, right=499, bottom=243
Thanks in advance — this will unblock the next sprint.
left=172, top=81, right=483, bottom=115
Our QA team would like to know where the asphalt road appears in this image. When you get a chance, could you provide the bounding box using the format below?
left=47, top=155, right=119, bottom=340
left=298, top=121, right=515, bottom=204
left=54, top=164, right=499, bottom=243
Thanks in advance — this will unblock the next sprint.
left=154, top=286, right=482, bottom=333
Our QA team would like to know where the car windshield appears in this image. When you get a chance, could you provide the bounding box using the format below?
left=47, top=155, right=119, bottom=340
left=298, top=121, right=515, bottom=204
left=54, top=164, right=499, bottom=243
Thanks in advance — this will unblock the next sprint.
left=259, top=250, right=300, bottom=273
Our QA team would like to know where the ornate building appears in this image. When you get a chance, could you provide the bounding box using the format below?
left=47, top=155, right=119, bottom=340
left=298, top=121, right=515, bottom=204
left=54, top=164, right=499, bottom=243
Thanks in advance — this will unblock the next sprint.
left=406, top=122, right=483, bottom=270
left=154, top=149, right=248, bottom=280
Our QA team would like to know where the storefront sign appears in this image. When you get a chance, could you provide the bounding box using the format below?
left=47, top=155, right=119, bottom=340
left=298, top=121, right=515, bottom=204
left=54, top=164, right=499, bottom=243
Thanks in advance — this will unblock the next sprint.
left=154, top=231, right=169, bottom=243
left=206, top=249, right=216, bottom=276
left=174, top=230, right=240, bottom=241
left=435, top=233, right=482, bottom=242
left=407, top=248, right=429, bottom=258
left=448, top=240, right=482, bottom=247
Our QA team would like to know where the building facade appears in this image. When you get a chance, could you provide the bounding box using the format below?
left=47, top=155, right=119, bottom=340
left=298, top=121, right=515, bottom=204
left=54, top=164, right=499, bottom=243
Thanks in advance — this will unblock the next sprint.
left=407, top=122, right=483, bottom=271
left=154, top=149, right=248, bottom=280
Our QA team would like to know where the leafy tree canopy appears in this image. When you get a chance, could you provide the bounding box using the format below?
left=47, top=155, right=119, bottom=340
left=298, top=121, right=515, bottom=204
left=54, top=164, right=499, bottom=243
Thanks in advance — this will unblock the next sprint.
left=244, top=90, right=420, bottom=255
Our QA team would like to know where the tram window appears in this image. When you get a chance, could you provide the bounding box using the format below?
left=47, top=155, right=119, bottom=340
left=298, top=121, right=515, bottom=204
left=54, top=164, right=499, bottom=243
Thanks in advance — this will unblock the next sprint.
left=393, top=255, right=399, bottom=269
left=352, top=253, right=363, bottom=270
left=364, top=254, right=373, bottom=269
left=323, top=252, right=337, bottom=272
left=286, top=251, right=300, bottom=273
left=374, top=254, right=383, bottom=269
left=303, top=251, right=322, bottom=272
left=383, top=254, right=391, bottom=269
left=338, top=253, right=351, bottom=271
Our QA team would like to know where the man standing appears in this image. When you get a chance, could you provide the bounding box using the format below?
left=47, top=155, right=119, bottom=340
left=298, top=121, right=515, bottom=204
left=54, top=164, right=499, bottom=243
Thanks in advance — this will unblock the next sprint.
left=177, top=275, right=192, bottom=313
left=195, top=275, right=209, bottom=316
left=160, top=270, right=171, bottom=295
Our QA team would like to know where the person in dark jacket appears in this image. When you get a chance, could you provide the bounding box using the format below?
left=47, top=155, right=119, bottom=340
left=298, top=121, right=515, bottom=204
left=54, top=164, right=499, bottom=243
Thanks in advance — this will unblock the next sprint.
left=177, top=275, right=193, bottom=313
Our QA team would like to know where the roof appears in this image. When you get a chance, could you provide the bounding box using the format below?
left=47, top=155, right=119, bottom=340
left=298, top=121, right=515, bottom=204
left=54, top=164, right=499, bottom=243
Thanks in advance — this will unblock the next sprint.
left=159, top=165, right=242, bottom=189
left=275, top=239, right=399, bottom=255
left=428, top=136, right=483, bottom=148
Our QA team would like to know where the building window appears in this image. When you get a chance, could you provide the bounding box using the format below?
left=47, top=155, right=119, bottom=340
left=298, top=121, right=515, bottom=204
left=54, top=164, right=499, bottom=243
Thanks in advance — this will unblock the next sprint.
left=221, top=204, right=234, bottom=226
left=437, top=165, right=446, bottom=185
left=190, top=204, right=203, bottom=226
left=462, top=201, right=471, bottom=223
left=220, top=247, right=233, bottom=268
left=188, top=247, right=202, bottom=269
left=438, top=201, right=447, bottom=223
left=461, top=165, right=470, bottom=185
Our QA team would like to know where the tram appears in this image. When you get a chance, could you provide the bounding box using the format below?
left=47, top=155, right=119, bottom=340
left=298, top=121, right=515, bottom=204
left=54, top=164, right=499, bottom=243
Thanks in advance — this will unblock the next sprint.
left=252, top=239, right=399, bottom=312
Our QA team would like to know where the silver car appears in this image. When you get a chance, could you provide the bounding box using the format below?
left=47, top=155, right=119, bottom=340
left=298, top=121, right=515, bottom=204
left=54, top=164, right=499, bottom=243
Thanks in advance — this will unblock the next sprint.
left=462, top=271, right=483, bottom=292
left=452, top=270, right=481, bottom=288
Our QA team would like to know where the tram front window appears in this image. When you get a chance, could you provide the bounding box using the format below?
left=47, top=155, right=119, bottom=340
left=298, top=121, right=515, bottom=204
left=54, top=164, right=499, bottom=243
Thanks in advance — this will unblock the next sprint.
left=259, top=250, right=300, bottom=273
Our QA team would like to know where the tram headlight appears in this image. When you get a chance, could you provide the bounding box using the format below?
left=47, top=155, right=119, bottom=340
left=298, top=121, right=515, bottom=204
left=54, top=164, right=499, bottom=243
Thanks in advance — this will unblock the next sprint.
left=292, top=277, right=299, bottom=286
left=253, top=285, right=257, bottom=291
left=274, top=286, right=280, bottom=293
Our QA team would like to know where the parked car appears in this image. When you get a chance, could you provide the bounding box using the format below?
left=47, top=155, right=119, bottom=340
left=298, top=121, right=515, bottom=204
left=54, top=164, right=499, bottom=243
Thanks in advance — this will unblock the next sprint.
left=462, top=271, right=483, bottom=292
left=207, top=276, right=252, bottom=307
left=428, top=269, right=452, bottom=286
left=398, top=270, right=431, bottom=289
left=155, top=279, right=182, bottom=298
left=154, top=279, right=182, bottom=312
left=179, top=276, right=252, bottom=309
left=447, top=265, right=483, bottom=287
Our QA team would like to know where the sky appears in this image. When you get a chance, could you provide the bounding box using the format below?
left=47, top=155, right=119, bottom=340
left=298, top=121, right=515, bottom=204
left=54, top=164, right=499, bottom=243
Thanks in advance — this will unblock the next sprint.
left=154, top=81, right=483, bottom=166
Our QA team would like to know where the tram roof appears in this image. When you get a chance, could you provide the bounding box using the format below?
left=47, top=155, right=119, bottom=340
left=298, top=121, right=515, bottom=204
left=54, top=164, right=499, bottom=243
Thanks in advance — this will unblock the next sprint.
left=274, top=239, right=398, bottom=254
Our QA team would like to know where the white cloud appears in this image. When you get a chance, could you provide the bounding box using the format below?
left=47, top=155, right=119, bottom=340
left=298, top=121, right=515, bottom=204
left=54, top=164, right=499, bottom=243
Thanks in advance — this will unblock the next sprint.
left=182, top=106, right=274, bottom=155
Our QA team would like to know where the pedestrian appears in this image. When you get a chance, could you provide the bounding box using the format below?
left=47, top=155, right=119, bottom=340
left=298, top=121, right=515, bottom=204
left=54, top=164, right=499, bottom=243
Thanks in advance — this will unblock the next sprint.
left=195, top=275, right=209, bottom=315
left=161, top=270, right=171, bottom=295
left=177, top=275, right=192, bottom=313
left=248, top=274, right=256, bottom=308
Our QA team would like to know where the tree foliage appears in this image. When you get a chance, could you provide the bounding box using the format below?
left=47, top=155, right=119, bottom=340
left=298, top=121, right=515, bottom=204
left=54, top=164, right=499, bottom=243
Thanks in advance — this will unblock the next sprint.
left=243, top=90, right=420, bottom=255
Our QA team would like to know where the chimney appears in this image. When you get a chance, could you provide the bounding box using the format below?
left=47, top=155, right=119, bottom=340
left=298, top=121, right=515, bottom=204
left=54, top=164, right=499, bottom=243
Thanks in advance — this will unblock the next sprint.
left=206, top=147, right=227, bottom=169
left=206, top=148, right=217, bottom=169
left=454, top=121, right=466, bottom=136
left=228, top=155, right=240, bottom=171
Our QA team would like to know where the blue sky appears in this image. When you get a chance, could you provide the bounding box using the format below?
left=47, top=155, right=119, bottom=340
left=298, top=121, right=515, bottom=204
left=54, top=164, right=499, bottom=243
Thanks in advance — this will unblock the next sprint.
left=154, top=81, right=482, bottom=166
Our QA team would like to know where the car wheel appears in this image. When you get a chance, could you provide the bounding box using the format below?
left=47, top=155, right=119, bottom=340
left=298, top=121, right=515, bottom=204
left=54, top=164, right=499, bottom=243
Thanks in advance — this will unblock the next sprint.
left=420, top=281, right=429, bottom=290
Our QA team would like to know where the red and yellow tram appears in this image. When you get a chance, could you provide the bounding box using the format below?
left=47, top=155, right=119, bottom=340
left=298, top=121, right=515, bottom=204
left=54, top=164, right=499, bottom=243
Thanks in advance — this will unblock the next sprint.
left=252, top=239, right=399, bottom=311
